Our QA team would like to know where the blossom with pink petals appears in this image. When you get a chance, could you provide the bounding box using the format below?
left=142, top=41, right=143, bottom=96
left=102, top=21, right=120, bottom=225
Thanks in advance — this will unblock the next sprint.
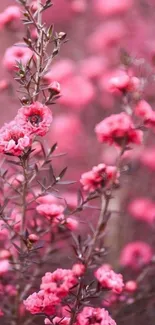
left=128, top=198, right=155, bottom=224
left=3, top=45, right=33, bottom=72
left=76, top=307, right=116, bottom=325
left=135, top=100, right=155, bottom=129
left=16, top=102, right=53, bottom=136
left=80, top=163, right=119, bottom=192
left=40, top=268, right=77, bottom=298
left=120, top=241, right=152, bottom=270
left=24, top=290, right=60, bottom=315
left=0, top=123, right=32, bottom=156
left=36, top=203, right=64, bottom=223
left=95, top=113, right=143, bottom=147
left=95, top=264, right=124, bottom=294
left=72, top=263, right=85, bottom=277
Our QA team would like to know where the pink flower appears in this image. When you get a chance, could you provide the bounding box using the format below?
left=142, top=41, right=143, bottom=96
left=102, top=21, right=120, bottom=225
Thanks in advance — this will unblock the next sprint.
left=36, top=194, right=58, bottom=205
left=94, top=0, right=133, bottom=16
left=36, top=204, right=64, bottom=223
left=0, top=259, right=10, bottom=275
left=16, top=102, right=53, bottom=136
left=59, top=76, right=95, bottom=110
left=80, top=163, right=119, bottom=192
left=28, top=234, right=39, bottom=242
left=128, top=198, right=155, bottom=224
left=43, top=59, right=75, bottom=84
left=95, top=113, right=143, bottom=147
left=140, top=148, right=155, bottom=170
left=108, top=74, right=139, bottom=94
left=125, top=281, right=137, bottom=292
left=3, top=45, right=33, bottom=72
left=71, top=0, right=87, bottom=13
left=24, top=290, right=60, bottom=315
left=2, top=6, right=21, bottom=26
left=95, top=264, right=124, bottom=294
left=120, top=241, right=152, bottom=270
left=77, top=307, right=116, bottom=325
left=45, top=317, right=70, bottom=325
left=72, top=263, right=85, bottom=276
left=79, top=56, right=106, bottom=80
left=40, top=269, right=77, bottom=298
left=66, top=217, right=78, bottom=231
left=135, top=100, right=155, bottom=129
left=0, top=123, right=32, bottom=156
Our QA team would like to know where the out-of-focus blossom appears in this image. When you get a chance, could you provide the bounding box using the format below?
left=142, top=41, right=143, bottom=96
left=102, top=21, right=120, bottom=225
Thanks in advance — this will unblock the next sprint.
left=36, top=203, right=64, bottom=223
left=0, top=259, right=10, bottom=275
left=120, top=241, right=152, bottom=270
left=16, top=102, right=53, bottom=136
left=0, top=6, right=21, bottom=29
left=135, top=100, right=155, bottom=129
left=71, top=0, right=87, bottom=13
left=140, top=148, right=155, bottom=170
left=128, top=198, right=155, bottom=224
left=59, top=76, right=95, bottom=110
left=43, top=59, right=75, bottom=84
left=95, top=113, right=143, bottom=147
left=72, top=263, right=85, bottom=276
left=94, top=0, right=133, bottom=16
left=76, top=307, right=116, bottom=325
left=65, top=217, right=78, bottom=231
left=80, top=163, right=119, bottom=192
left=95, top=264, right=124, bottom=294
left=79, top=56, right=106, bottom=80
left=3, top=45, right=33, bottom=72
left=125, top=280, right=137, bottom=292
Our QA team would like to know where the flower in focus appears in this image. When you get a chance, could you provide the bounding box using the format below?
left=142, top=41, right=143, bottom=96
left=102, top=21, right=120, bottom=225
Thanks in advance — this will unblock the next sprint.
left=40, top=269, right=77, bottom=298
left=95, top=264, right=124, bottom=294
left=24, top=290, right=60, bottom=315
left=80, top=163, right=119, bottom=192
left=0, top=123, right=32, bottom=156
left=120, top=241, right=152, bottom=270
left=3, top=45, right=33, bottom=72
left=36, top=203, right=64, bottom=223
left=16, top=102, right=53, bottom=136
left=95, top=113, right=143, bottom=147
left=76, top=307, right=116, bottom=325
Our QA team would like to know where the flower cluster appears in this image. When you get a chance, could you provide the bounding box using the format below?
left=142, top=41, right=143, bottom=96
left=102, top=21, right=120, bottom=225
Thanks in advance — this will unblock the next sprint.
left=76, top=307, right=116, bottom=325
left=95, top=264, right=124, bottom=293
left=80, top=163, right=119, bottom=192
left=24, top=268, right=78, bottom=315
left=95, top=113, right=143, bottom=147
left=0, top=102, right=53, bottom=156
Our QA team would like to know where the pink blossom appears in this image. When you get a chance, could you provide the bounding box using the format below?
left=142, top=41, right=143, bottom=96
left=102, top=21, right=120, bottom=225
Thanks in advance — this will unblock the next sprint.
left=95, top=264, right=124, bottom=294
left=135, top=100, right=155, bottom=129
left=36, top=194, right=58, bottom=205
left=66, top=217, right=78, bottom=231
left=94, top=0, right=133, bottom=16
left=71, top=0, right=87, bottom=13
left=28, top=234, right=39, bottom=242
left=79, top=56, right=106, bottom=80
left=43, top=59, right=75, bottom=84
left=76, top=307, right=116, bottom=325
left=0, top=250, right=11, bottom=260
left=2, top=6, right=21, bottom=26
left=125, top=281, right=137, bottom=292
left=59, top=76, right=95, bottom=110
left=108, top=74, right=139, bottom=94
left=80, top=163, right=119, bottom=192
left=72, top=263, right=85, bottom=276
left=24, top=290, right=60, bottom=315
left=36, top=203, right=64, bottom=223
left=95, top=113, right=143, bottom=147
left=0, top=123, right=32, bottom=156
left=40, top=269, right=77, bottom=298
left=16, top=102, right=53, bottom=136
left=140, top=148, right=155, bottom=170
left=0, top=259, right=10, bottom=275
left=128, top=198, right=155, bottom=224
left=49, top=81, right=61, bottom=94
left=120, top=241, right=152, bottom=270
left=3, top=45, right=33, bottom=72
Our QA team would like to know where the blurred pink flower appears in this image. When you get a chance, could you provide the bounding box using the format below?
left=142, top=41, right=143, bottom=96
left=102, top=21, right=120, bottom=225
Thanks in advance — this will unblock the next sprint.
left=36, top=203, right=64, bottom=223
left=120, top=241, right=152, bottom=269
left=95, top=113, right=143, bottom=146
left=128, top=197, right=155, bottom=224
left=94, top=0, right=133, bottom=16
left=3, top=45, right=33, bottom=72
